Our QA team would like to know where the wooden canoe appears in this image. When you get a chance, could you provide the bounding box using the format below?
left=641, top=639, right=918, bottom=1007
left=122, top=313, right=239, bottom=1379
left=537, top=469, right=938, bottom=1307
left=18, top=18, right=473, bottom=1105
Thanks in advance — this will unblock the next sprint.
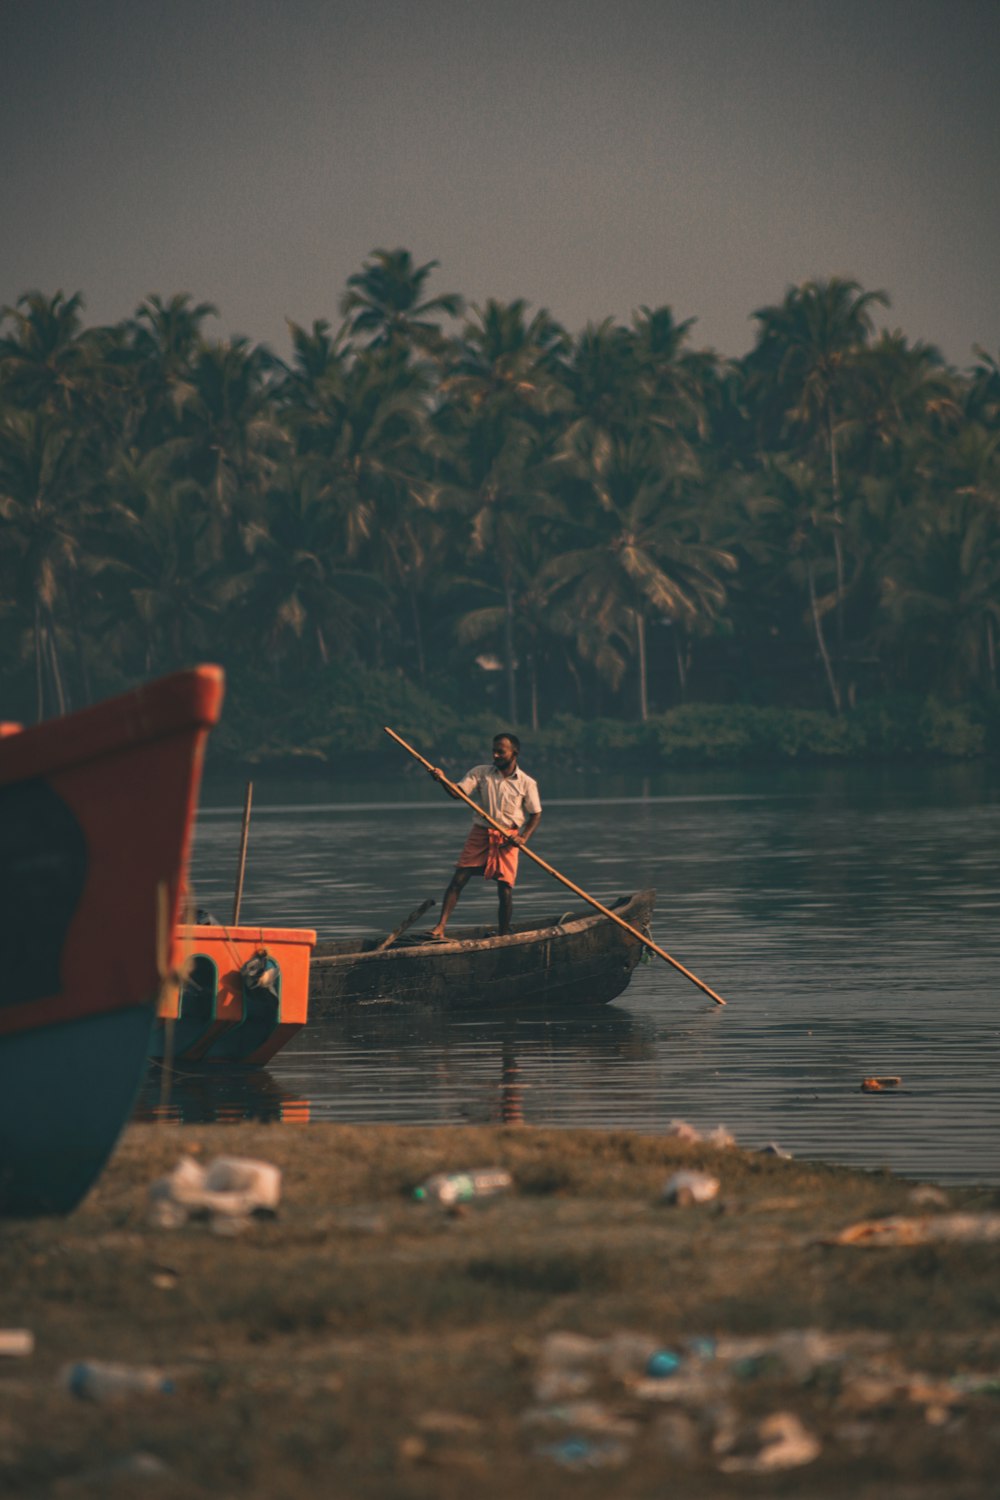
left=309, top=889, right=655, bottom=1013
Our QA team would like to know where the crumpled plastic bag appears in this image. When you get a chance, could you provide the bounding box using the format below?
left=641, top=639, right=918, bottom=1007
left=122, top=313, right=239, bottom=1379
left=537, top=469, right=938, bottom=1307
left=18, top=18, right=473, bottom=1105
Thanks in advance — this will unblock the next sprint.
left=148, top=1155, right=281, bottom=1231
left=661, top=1171, right=720, bottom=1206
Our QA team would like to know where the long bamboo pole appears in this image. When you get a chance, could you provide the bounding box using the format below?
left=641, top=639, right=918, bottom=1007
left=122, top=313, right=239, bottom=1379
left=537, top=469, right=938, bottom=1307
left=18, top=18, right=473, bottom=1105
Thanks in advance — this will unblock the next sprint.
left=384, top=726, right=726, bottom=1006
left=232, top=780, right=254, bottom=925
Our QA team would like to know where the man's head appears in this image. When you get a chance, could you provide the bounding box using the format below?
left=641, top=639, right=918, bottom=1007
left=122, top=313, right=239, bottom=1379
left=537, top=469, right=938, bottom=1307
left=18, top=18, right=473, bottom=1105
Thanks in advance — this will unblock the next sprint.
left=492, top=733, right=520, bottom=771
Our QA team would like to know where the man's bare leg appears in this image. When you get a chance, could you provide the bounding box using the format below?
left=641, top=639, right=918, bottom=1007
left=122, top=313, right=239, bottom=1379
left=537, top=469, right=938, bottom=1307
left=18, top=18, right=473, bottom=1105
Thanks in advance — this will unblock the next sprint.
left=497, top=880, right=513, bottom=936
left=429, top=866, right=478, bottom=938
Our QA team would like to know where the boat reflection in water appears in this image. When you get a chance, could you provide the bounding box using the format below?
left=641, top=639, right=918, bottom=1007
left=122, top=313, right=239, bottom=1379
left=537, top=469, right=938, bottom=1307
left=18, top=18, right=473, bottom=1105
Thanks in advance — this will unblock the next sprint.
left=136, top=1002, right=655, bottom=1127
left=137, top=1063, right=310, bottom=1125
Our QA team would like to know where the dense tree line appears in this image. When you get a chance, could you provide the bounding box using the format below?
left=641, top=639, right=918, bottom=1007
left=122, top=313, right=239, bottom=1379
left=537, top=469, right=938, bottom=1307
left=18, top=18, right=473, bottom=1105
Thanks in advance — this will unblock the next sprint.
left=2, top=252, right=999, bottom=747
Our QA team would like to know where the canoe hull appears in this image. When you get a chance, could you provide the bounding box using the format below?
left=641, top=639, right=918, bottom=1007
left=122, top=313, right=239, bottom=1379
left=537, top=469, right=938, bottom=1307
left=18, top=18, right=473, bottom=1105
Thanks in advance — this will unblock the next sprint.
left=309, top=890, right=655, bottom=1013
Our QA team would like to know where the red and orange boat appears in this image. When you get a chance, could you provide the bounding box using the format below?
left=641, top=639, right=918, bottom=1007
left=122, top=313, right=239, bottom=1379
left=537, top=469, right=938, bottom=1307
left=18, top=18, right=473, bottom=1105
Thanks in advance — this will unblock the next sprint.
left=0, top=666, right=224, bottom=1215
left=153, top=921, right=316, bottom=1066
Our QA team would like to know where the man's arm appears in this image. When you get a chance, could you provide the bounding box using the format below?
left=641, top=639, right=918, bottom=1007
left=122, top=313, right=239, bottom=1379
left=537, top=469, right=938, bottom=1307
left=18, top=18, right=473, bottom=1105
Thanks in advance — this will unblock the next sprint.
left=509, top=812, right=541, bottom=846
left=431, top=766, right=477, bottom=802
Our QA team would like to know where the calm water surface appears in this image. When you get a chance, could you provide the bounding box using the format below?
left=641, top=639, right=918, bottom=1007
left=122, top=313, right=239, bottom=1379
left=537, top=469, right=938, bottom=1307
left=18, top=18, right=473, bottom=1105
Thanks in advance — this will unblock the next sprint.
left=141, top=762, right=1000, bottom=1186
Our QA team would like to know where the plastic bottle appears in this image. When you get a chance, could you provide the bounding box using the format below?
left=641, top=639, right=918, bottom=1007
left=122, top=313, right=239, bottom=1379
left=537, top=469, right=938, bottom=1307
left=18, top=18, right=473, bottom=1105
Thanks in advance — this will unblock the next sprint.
left=413, top=1168, right=512, bottom=1205
left=63, top=1360, right=175, bottom=1401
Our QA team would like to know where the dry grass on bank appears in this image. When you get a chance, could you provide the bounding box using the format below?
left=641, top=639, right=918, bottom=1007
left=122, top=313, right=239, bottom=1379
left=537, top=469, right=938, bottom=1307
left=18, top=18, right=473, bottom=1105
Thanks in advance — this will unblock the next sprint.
left=1, top=1123, right=999, bottom=1498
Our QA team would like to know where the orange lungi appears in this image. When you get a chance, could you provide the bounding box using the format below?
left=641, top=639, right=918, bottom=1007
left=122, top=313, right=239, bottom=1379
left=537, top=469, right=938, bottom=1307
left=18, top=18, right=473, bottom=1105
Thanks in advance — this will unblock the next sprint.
left=456, top=824, right=520, bottom=884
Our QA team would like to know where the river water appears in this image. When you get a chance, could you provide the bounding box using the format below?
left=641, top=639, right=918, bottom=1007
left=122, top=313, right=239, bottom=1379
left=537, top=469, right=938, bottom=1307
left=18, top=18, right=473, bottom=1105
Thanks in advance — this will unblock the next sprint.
left=140, top=761, right=1000, bottom=1186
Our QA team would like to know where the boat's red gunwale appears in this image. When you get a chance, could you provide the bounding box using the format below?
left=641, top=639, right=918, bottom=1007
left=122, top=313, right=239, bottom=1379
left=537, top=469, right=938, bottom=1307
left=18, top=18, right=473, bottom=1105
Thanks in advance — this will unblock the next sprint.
left=0, top=666, right=224, bottom=788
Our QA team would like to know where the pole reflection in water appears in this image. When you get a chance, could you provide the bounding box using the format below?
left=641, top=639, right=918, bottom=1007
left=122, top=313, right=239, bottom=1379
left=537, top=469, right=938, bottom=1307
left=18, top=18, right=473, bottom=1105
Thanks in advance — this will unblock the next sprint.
left=499, top=1036, right=524, bottom=1126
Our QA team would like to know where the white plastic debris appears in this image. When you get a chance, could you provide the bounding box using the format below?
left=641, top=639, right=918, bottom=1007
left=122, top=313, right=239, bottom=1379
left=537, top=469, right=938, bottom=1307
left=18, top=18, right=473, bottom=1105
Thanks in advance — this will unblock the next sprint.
left=0, top=1329, right=34, bottom=1357
left=147, top=1154, right=281, bottom=1229
left=715, top=1410, right=821, bottom=1473
left=661, top=1171, right=720, bottom=1206
left=706, top=1126, right=736, bottom=1148
left=666, top=1120, right=701, bottom=1142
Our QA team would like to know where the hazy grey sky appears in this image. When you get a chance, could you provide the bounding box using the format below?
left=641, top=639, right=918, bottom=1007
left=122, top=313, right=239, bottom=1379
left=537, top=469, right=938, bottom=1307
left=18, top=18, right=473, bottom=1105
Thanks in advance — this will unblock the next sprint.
left=2, top=0, right=998, bottom=365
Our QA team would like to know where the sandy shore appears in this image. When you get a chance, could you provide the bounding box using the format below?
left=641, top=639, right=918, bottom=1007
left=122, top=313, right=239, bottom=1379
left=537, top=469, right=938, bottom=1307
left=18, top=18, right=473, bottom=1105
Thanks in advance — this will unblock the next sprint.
left=1, top=1122, right=999, bottom=1498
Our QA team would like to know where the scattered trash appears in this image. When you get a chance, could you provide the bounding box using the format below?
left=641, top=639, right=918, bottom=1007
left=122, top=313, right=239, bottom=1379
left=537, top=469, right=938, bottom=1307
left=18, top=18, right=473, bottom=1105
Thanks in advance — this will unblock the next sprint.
left=665, top=1121, right=735, bottom=1147
left=605, top=1331, right=662, bottom=1380
left=534, top=1332, right=605, bottom=1399
left=147, top=1154, right=282, bottom=1230
left=0, top=1329, right=34, bottom=1357
left=62, top=1360, right=175, bottom=1402
left=714, top=1409, right=821, bottom=1473
left=521, top=1400, right=638, bottom=1438
left=908, top=1184, right=949, bottom=1209
left=860, top=1075, right=902, bottom=1092
left=645, top=1349, right=682, bottom=1379
left=535, top=1435, right=631, bottom=1469
left=413, top=1168, right=512, bottom=1205
left=823, top=1213, right=1000, bottom=1247
left=950, top=1373, right=1000, bottom=1397
left=758, top=1142, right=793, bottom=1159
left=400, top=1410, right=488, bottom=1468
left=661, top=1171, right=720, bottom=1206
left=721, top=1328, right=862, bottom=1382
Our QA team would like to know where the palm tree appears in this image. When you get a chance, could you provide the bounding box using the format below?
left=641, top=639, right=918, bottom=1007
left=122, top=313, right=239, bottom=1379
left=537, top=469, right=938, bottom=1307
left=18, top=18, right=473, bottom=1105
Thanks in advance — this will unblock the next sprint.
left=0, top=290, right=93, bottom=416
left=91, top=448, right=229, bottom=676
left=441, top=299, right=569, bottom=414
left=237, top=462, right=389, bottom=677
left=433, top=301, right=571, bottom=718
left=547, top=429, right=736, bottom=719
left=341, top=248, right=463, bottom=357
left=123, top=293, right=219, bottom=447
left=746, top=277, right=889, bottom=688
left=749, top=456, right=844, bottom=711
left=182, top=337, right=287, bottom=537
left=0, top=409, right=87, bottom=716
left=879, top=486, right=1000, bottom=696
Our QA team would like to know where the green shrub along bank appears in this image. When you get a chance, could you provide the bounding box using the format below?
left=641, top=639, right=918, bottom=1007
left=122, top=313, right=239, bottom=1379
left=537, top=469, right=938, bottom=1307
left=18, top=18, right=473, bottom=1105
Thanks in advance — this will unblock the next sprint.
left=208, top=670, right=1000, bottom=772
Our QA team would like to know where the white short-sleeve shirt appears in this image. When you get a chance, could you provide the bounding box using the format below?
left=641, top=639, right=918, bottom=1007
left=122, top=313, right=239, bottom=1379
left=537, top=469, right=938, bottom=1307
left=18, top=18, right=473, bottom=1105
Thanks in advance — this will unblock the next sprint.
left=456, top=764, right=542, bottom=830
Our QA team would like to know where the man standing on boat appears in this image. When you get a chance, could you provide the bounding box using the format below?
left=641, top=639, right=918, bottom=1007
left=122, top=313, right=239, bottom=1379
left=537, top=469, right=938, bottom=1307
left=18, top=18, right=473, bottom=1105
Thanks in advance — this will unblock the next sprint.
left=428, top=733, right=541, bottom=939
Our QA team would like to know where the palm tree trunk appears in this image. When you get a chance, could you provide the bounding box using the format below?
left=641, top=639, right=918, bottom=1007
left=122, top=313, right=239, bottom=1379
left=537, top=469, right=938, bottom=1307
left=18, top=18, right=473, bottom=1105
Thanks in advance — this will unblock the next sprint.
left=46, top=613, right=68, bottom=715
left=67, top=571, right=92, bottom=706
left=635, top=610, right=648, bottom=722
left=408, top=584, right=426, bottom=682
left=34, top=598, right=45, bottom=722
left=987, top=616, right=997, bottom=691
left=827, top=400, right=846, bottom=660
left=674, top=631, right=688, bottom=700
left=807, top=561, right=841, bottom=713
left=503, top=582, right=517, bottom=723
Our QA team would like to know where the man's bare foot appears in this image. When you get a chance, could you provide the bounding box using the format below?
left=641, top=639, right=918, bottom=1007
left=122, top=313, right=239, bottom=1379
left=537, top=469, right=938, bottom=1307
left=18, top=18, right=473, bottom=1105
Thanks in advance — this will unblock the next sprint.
left=427, top=926, right=447, bottom=941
